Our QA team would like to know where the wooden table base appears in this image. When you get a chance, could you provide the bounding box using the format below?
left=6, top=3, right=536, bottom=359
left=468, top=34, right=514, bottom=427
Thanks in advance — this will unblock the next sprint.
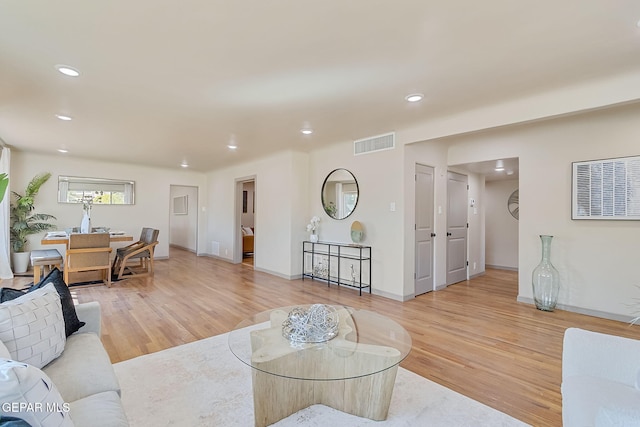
left=252, top=365, right=399, bottom=427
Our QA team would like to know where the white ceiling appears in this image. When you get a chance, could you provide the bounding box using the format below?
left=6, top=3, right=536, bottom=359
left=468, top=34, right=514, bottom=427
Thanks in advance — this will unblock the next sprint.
left=1, top=1, right=640, bottom=171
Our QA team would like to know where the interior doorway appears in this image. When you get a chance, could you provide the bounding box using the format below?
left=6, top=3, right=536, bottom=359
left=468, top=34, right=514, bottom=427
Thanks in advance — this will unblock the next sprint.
left=236, top=177, right=256, bottom=266
left=415, top=163, right=435, bottom=295
left=446, top=171, right=468, bottom=285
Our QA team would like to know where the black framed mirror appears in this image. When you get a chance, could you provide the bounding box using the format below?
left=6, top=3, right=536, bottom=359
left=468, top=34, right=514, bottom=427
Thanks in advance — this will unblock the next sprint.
left=321, top=169, right=359, bottom=220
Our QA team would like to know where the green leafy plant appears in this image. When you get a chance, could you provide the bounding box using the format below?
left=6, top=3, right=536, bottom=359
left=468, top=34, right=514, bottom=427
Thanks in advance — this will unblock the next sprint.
left=0, top=173, right=8, bottom=204
left=10, top=172, right=57, bottom=253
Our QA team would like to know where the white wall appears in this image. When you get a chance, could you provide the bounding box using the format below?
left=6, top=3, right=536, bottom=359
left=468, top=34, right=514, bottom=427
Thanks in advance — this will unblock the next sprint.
left=205, top=150, right=308, bottom=279
left=446, top=102, right=640, bottom=320
left=169, top=185, right=198, bottom=252
left=485, top=179, right=519, bottom=269
left=10, top=152, right=206, bottom=259
left=308, top=141, right=406, bottom=300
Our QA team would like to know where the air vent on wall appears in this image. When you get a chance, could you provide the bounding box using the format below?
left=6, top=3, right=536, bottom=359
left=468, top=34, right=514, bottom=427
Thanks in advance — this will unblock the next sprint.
left=353, top=132, right=395, bottom=156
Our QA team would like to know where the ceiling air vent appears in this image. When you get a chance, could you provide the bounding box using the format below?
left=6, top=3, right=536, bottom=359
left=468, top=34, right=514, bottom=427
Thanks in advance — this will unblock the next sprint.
left=354, top=132, right=395, bottom=156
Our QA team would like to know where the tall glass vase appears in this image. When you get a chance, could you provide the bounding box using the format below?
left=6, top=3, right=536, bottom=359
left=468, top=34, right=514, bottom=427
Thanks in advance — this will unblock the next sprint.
left=532, top=235, right=560, bottom=311
left=80, top=212, right=91, bottom=234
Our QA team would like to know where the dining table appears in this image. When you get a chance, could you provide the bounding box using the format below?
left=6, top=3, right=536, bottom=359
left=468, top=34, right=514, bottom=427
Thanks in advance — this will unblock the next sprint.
left=41, top=231, right=133, bottom=246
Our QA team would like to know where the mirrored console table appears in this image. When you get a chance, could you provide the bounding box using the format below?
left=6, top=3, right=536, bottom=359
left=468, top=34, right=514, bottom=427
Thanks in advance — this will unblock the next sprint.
left=302, top=241, right=372, bottom=295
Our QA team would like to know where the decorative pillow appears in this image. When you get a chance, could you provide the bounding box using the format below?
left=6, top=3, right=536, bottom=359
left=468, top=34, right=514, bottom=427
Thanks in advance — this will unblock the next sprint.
left=0, top=416, right=33, bottom=426
left=0, top=288, right=26, bottom=302
left=0, top=284, right=66, bottom=369
left=0, top=358, right=74, bottom=427
left=242, top=226, right=253, bottom=236
left=30, top=268, right=85, bottom=337
left=241, top=227, right=248, bottom=236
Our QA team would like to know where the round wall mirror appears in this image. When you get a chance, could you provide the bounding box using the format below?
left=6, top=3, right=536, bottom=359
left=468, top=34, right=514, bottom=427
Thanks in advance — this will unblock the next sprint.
left=321, top=169, right=359, bottom=220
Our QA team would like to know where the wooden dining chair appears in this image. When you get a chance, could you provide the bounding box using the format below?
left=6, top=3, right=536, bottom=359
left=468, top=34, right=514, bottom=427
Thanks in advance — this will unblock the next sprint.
left=64, top=233, right=113, bottom=287
left=112, top=228, right=159, bottom=280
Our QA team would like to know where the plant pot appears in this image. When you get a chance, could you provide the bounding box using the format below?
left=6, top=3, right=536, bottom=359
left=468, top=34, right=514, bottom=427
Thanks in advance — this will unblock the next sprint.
left=12, top=251, right=30, bottom=274
left=310, top=234, right=319, bottom=243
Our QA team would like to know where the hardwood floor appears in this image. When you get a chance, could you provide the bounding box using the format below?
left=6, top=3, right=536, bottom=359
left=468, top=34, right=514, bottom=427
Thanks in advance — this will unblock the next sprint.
left=5, top=248, right=639, bottom=425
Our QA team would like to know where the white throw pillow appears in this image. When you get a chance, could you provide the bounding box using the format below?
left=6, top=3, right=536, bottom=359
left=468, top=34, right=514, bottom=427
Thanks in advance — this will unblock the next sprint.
left=0, top=283, right=66, bottom=369
left=0, top=358, right=74, bottom=426
left=242, top=226, right=253, bottom=236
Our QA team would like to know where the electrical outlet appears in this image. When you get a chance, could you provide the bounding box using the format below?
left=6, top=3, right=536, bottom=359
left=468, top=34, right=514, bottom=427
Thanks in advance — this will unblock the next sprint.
left=473, top=262, right=477, bottom=270
left=225, top=249, right=228, bottom=256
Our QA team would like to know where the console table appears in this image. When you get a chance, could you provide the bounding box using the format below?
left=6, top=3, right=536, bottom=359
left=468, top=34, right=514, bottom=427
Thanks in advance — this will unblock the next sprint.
left=301, top=240, right=371, bottom=295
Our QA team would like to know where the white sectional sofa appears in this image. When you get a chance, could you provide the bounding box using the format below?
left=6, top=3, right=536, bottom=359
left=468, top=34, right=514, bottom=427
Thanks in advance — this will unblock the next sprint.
left=1, top=296, right=128, bottom=427
left=562, top=327, right=640, bottom=427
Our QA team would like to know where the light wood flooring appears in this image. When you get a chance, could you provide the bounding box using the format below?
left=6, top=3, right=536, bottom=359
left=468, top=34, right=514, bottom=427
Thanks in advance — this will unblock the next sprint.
left=5, top=248, right=639, bottom=426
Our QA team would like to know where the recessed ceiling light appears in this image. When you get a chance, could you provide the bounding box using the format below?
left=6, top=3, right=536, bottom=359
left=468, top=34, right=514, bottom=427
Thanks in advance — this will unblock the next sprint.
left=57, top=149, right=68, bottom=153
left=228, top=144, right=238, bottom=150
left=506, top=170, right=514, bottom=175
left=301, top=129, right=313, bottom=135
left=55, top=65, right=80, bottom=77
left=55, top=114, right=72, bottom=121
left=180, top=163, right=189, bottom=168
left=405, top=93, right=424, bottom=103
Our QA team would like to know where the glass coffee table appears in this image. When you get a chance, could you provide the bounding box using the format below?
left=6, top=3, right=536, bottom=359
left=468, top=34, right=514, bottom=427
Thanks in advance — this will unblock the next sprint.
left=228, top=305, right=412, bottom=427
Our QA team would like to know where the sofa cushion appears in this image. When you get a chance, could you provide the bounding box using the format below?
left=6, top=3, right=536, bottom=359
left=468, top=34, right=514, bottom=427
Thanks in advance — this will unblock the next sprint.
left=42, top=332, right=121, bottom=402
left=69, top=391, right=129, bottom=427
left=563, top=375, right=640, bottom=427
left=0, top=358, right=74, bottom=427
left=30, top=268, right=85, bottom=337
left=0, top=284, right=66, bottom=369
left=595, top=405, right=640, bottom=427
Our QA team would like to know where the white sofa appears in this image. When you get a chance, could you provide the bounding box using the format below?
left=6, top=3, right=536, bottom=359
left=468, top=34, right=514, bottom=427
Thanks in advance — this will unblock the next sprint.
left=1, top=301, right=129, bottom=427
left=562, top=327, right=640, bottom=427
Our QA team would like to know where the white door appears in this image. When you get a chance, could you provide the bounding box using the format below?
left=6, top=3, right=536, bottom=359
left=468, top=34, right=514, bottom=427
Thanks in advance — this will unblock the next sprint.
left=415, top=164, right=435, bottom=295
left=446, top=171, right=468, bottom=285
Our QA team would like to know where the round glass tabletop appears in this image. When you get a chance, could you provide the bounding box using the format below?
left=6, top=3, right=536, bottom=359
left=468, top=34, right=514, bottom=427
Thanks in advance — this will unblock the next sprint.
left=228, top=304, right=412, bottom=381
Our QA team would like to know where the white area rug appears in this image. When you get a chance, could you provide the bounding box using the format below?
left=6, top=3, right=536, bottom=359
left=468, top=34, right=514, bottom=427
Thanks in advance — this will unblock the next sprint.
left=114, top=333, right=529, bottom=426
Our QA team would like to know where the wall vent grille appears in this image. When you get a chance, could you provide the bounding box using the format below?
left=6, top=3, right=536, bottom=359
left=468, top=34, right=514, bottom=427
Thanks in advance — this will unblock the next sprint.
left=572, top=155, right=640, bottom=220
left=354, top=132, right=395, bottom=156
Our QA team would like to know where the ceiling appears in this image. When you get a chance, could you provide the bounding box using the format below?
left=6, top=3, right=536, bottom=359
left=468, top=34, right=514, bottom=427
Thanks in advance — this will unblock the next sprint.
left=1, top=1, right=640, bottom=172
left=453, top=158, right=519, bottom=182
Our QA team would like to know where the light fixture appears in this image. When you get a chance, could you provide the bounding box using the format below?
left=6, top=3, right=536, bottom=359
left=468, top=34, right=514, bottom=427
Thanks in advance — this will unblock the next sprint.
left=506, top=170, right=514, bottom=176
left=180, top=163, right=189, bottom=168
left=405, top=93, right=424, bottom=103
left=495, top=159, right=505, bottom=172
left=55, top=65, right=80, bottom=77
left=55, top=114, right=72, bottom=121
left=227, top=144, right=238, bottom=150
left=301, top=129, right=313, bottom=135
left=57, top=149, right=68, bottom=153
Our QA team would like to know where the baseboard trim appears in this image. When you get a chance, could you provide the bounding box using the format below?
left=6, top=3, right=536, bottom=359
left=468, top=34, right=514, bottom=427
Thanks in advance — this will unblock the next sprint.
left=169, top=244, right=196, bottom=253
left=516, top=296, right=634, bottom=323
left=486, top=264, right=518, bottom=272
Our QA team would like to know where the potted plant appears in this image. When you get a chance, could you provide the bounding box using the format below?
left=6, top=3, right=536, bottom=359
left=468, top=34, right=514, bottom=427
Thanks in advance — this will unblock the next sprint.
left=10, top=172, right=57, bottom=273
